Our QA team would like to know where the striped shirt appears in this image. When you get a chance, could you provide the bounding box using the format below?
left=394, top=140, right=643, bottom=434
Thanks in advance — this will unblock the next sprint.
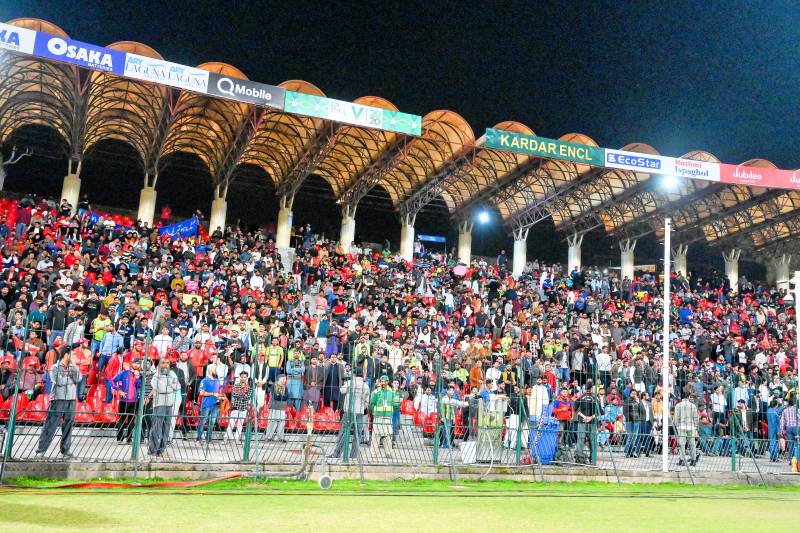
left=780, top=405, right=799, bottom=433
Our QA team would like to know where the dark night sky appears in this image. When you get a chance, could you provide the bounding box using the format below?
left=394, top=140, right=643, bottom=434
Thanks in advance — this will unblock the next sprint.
left=2, top=0, right=798, bottom=273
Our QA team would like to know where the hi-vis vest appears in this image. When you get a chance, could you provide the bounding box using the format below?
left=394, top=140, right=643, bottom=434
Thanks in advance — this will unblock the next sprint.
left=267, top=346, right=283, bottom=367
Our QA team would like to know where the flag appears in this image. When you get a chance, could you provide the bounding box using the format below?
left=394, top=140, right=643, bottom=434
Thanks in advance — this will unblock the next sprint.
left=158, top=216, right=199, bottom=240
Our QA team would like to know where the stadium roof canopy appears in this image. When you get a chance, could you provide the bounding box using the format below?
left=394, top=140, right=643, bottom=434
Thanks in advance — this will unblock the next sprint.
left=0, top=17, right=795, bottom=259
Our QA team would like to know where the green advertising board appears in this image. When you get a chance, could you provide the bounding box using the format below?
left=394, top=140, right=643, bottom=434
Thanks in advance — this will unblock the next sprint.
left=484, top=128, right=604, bottom=166
left=284, top=91, right=421, bottom=136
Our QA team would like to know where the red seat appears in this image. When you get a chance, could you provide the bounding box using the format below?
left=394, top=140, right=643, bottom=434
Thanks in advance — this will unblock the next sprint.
left=182, top=400, right=199, bottom=428
left=75, top=401, right=94, bottom=424
left=19, top=394, right=50, bottom=422
left=0, top=396, right=14, bottom=421
left=255, top=404, right=270, bottom=429
left=93, top=397, right=119, bottom=425
left=413, top=410, right=425, bottom=426
left=285, top=406, right=299, bottom=431
left=401, top=399, right=415, bottom=415
left=453, top=409, right=466, bottom=437
left=422, top=413, right=437, bottom=437
left=0, top=395, right=29, bottom=421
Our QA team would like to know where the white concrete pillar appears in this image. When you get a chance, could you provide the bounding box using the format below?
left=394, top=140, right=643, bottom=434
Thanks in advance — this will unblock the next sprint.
left=137, top=186, right=157, bottom=226
left=457, top=220, right=473, bottom=265
left=61, top=172, right=81, bottom=215
left=399, top=213, right=416, bottom=262
left=512, top=228, right=529, bottom=279
left=567, top=233, right=583, bottom=274
left=276, top=195, right=294, bottom=249
left=209, top=196, right=228, bottom=235
left=620, top=239, right=636, bottom=281
left=672, top=243, right=688, bottom=277
left=774, top=254, right=791, bottom=292
left=765, top=262, right=777, bottom=287
left=339, top=205, right=356, bottom=252
left=723, top=248, right=741, bottom=293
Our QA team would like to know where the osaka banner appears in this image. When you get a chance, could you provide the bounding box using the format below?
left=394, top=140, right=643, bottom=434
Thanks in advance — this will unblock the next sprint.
left=33, top=33, right=125, bottom=74
left=0, top=22, right=36, bottom=54
left=159, top=217, right=199, bottom=239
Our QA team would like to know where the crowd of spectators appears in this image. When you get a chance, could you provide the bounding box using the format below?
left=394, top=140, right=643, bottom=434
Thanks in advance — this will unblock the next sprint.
left=0, top=192, right=798, bottom=469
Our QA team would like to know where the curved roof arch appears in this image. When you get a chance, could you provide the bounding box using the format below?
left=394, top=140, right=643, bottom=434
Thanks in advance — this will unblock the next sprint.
left=493, top=132, right=599, bottom=224
left=0, top=18, right=76, bottom=148
left=158, top=61, right=252, bottom=178
left=600, top=149, right=721, bottom=235
left=550, top=142, right=658, bottom=228
left=314, top=95, right=398, bottom=198
left=442, top=120, right=534, bottom=215
left=377, top=109, right=475, bottom=207
left=236, top=79, right=327, bottom=185
left=82, top=41, right=168, bottom=169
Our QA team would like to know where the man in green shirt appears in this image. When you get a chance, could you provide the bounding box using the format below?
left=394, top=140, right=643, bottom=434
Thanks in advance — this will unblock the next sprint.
left=90, top=311, right=111, bottom=355
left=266, top=337, right=284, bottom=384
left=370, top=375, right=399, bottom=458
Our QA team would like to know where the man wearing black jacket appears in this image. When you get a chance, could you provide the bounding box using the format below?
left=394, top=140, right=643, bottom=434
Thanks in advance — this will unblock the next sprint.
left=624, top=391, right=645, bottom=457
left=44, top=295, right=69, bottom=348
left=170, top=351, right=196, bottom=441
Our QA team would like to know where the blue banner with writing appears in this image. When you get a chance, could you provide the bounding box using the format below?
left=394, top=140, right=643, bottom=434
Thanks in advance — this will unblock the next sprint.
left=158, top=217, right=199, bottom=239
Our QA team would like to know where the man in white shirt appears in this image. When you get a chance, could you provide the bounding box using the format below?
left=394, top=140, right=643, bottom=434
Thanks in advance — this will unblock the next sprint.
left=152, top=326, right=174, bottom=359
left=485, top=359, right=502, bottom=392
left=528, top=376, right=550, bottom=417
left=414, top=387, right=437, bottom=417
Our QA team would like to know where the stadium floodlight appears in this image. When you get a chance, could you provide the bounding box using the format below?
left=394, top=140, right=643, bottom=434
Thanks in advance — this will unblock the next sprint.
left=661, top=174, right=679, bottom=190
left=477, top=210, right=490, bottom=224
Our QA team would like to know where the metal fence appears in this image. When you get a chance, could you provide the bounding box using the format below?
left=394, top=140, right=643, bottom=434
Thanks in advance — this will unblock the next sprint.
left=2, top=387, right=798, bottom=484
left=0, top=329, right=798, bottom=485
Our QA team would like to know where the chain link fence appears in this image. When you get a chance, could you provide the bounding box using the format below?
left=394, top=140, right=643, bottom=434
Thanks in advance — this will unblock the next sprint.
left=1, top=335, right=798, bottom=485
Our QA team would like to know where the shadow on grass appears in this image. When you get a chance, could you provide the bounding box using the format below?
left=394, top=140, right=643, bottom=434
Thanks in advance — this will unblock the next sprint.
left=1, top=503, right=113, bottom=528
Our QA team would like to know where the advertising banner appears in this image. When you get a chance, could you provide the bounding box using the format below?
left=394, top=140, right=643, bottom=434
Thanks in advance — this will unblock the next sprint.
left=284, top=91, right=422, bottom=136
left=719, top=164, right=800, bottom=190
left=158, top=217, right=199, bottom=239
left=671, top=158, right=720, bottom=182
left=206, top=72, right=285, bottom=109
left=33, top=33, right=125, bottom=73
left=123, top=53, right=209, bottom=92
left=0, top=22, right=37, bottom=54
left=484, top=128, right=605, bottom=166
left=417, top=234, right=446, bottom=243
left=604, top=149, right=675, bottom=173
left=381, top=109, right=422, bottom=136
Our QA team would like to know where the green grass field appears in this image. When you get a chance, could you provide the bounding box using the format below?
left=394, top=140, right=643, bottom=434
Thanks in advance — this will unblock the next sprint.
left=1, top=479, right=798, bottom=532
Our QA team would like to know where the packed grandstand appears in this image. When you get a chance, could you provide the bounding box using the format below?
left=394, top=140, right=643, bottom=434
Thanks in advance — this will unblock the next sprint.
left=0, top=17, right=799, bottom=477
left=0, top=192, right=797, bottom=474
